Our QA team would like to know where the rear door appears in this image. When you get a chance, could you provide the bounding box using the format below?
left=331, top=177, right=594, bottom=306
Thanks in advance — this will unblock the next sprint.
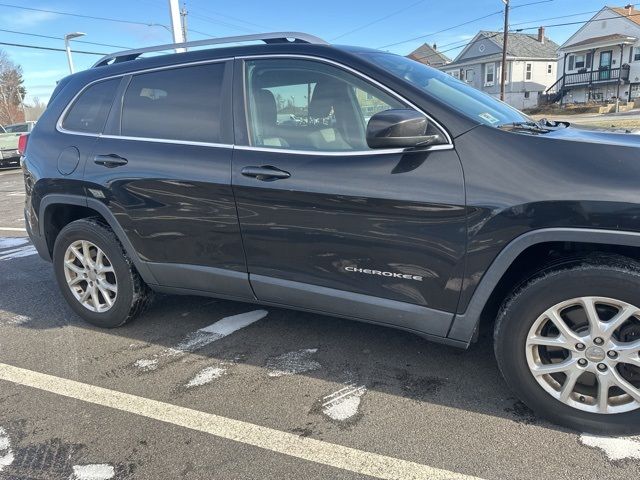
left=232, top=57, right=466, bottom=336
left=82, top=59, right=253, bottom=299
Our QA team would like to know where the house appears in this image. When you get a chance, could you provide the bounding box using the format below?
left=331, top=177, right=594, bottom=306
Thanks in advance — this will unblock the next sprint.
left=439, top=29, right=559, bottom=109
left=407, top=43, right=451, bottom=68
left=553, top=5, right=640, bottom=104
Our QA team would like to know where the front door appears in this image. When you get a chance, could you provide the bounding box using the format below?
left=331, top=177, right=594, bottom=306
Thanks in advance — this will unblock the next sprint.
left=83, top=60, right=252, bottom=299
left=599, top=50, right=612, bottom=80
left=231, top=57, right=466, bottom=337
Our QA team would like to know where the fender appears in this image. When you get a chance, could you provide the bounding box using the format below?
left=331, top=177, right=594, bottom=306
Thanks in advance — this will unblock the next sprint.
left=39, top=194, right=158, bottom=285
left=447, top=227, right=640, bottom=344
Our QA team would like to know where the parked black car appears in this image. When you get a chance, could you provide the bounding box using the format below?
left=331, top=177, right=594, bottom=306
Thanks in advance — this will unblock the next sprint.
left=22, top=33, right=640, bottom=434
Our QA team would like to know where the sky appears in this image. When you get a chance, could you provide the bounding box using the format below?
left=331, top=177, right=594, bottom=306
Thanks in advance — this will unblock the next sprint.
left=0, top=0, right=626, bottom=105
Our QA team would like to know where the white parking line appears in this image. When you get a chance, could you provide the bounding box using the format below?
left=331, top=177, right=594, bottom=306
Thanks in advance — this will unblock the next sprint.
left=0, top=227, right=26, bottom=232
left=266, top=348, right=321, bottom=377
left=0, top=363, right=482, bottom=480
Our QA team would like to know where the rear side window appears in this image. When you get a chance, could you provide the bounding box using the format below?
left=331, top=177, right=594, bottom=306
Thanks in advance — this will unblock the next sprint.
left=121, top=63, right=225, bottom=143
left=62, top=79, right=119, bottom=133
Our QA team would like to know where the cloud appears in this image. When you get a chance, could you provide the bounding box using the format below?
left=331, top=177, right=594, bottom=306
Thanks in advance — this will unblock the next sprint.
left=1, top=9, right=57, bottom=28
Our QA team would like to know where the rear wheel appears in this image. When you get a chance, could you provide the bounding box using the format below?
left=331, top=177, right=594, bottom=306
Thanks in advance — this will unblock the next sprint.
left=495, top=257, right=640, bottom=434
left=53, top=218, right=151, bottom=328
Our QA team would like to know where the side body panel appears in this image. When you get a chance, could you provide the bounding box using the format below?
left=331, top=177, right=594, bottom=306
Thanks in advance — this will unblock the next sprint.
left=448, top=125, right=640, bottom=342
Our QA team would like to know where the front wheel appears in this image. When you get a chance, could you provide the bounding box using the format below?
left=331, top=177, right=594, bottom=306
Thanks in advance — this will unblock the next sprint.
left=494, top=257, right=640, bottom=435
left=53, top=218, right=151, bottom=328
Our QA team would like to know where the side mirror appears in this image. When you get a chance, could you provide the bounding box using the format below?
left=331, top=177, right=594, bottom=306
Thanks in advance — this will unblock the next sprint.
left=366, top=109, right=438, bottom=149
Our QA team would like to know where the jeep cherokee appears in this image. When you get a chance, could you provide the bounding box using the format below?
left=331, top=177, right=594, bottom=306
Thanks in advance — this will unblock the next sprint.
left=21, top=32, right=640, bottom=434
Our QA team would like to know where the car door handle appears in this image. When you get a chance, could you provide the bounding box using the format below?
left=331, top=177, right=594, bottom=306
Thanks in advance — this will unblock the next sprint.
left=241, top=165, right=290, bottom=181
left=94, top=154, right=128, bottom=168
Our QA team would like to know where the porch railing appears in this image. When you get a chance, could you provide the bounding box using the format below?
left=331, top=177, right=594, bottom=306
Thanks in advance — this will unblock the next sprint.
left=564, top=67, right=621, bottom=86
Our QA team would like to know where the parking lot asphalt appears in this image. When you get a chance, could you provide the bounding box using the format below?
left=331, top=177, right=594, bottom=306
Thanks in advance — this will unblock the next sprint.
left=0, top=168, right=639, bottom=479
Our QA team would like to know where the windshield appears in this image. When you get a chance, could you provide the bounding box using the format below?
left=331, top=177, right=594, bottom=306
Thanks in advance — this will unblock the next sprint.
left=362, top=52, right=530, bottom=127
left=4, top=124, right=29, bottom=133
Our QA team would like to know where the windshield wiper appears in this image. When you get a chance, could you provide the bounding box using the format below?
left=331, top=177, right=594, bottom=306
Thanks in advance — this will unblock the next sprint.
left=497, top=119, right=569, bottom=134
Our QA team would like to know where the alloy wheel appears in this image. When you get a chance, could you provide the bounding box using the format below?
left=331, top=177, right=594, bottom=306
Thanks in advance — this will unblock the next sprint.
left=62, top=240, right=118, bottom=313
left=526, top=296, right=640, bottom=414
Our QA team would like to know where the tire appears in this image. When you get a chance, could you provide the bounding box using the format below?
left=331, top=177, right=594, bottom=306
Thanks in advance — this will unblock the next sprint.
left=494, top=255, right=640, bottom=435
left=53, top=218, right=151, bottom=328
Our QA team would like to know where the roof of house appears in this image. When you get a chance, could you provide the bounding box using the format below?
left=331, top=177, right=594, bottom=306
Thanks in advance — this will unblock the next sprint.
left=565, top=33, right=637, bottom=48
left=407, top=43, right=451, bottom=66
left=610, top=5, right=640, bottom=26
left=445, top=31, right=559, bottom=67
left=480, top=31, right=559, bottom=58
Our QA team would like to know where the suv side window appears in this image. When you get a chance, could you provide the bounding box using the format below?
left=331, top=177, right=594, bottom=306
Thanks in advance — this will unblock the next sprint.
left=244, top=58, right=409, bottom=152
left=62, top=79, right=119, bottom=134
left=121, top=62, right=225, bottom=143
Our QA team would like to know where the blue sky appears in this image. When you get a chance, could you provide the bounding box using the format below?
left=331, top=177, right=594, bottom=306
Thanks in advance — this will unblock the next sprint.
left=0, top=0, right=623, bottom=104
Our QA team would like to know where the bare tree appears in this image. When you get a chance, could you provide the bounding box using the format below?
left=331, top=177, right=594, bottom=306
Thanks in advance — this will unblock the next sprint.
left=25, top=96, right=46, bottom=121
left=0, top=50, right=26, bottom=125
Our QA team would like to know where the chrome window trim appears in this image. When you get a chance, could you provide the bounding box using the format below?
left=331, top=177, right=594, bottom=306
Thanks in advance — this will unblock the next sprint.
left=56, top=54, right=454, bottom=155
left=238, top=53, right=454, bottom=148
left=234, top=144, right=452, bottom=156
left=100, top=134, right=233, bottom=149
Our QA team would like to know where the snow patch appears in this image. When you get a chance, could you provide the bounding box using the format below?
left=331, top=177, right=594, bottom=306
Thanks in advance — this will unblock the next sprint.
left=0, top=238, right=27, bottom=249
left=134, top=310, right=268, bottom=371
left=70, top=463, right=115, bottom=480
left=0, top=244, right=37, bottom=260
left=267, top=348, right=321, bottom=377
left=322, top=384, right=367, bottom=421
left=186, top=365, right=228, bottom=388
left=133, top=359, right=158, bottom=372
left=0, top=426, right=14, bottom=472
left=580, top=434, right=640, bottom=461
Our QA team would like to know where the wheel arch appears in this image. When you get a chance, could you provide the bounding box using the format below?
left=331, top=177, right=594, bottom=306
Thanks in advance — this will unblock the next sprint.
left=448, top=228, right=640, bottom=344
left=39, top=194, right=157, bottom=285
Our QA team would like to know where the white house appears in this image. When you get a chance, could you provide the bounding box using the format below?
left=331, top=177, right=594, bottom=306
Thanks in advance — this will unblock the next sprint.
left=554, top=5, right=640, bottom=104
left=440, top=28, right=558, bottom=110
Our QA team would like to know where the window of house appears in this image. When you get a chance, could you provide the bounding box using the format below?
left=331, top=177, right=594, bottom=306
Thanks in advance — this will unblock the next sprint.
left=121, top=62, right=226, bottom=143
left=62, top=79, right=119, bottom=134
left=547, top=63, right=552, bottom=74
left=485, top=63, right=495, bottom=85
left=525, top=63, right=532, bottom=80
left=635, top=50, right=640, bottom=61
left=524, top=91, right=530, bottom=99
left=575, top=55, right=585, bottom=69
left=243, top=58, right=424, bottom=152
left=465, top=69, right=475, bottom=83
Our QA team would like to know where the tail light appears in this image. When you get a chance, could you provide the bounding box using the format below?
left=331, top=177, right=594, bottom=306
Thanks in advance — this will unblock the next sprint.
left=17, top=133, right=28, bottom=155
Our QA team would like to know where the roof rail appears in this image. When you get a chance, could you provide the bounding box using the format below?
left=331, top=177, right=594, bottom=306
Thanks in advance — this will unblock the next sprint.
left=91, top=32, right=328, bottom=68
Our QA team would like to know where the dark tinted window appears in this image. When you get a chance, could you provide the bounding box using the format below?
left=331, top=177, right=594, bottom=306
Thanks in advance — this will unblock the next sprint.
left=121, top=63, right=225, bottom=143
left=62, top=79, right=119, bottom=133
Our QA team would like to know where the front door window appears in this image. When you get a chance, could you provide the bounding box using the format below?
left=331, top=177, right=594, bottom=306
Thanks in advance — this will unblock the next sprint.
left=599, top=51, right=612, bottom=80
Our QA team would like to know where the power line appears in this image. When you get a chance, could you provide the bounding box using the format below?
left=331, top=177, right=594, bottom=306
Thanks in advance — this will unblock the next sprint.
left=0, top=41, right=105, bottom=56
left=332, top=0, right=428, bottom=41
left=189, top=11, right=255, bottom=34
left=510, top=3, right=640, bottom=28
left=0, top=3, right=162, bottom=28
left=378, top=0, right=554, bottom=49
left=515, top=8, right=640, bottom=31
left=0, top=28, right=131, bottom=50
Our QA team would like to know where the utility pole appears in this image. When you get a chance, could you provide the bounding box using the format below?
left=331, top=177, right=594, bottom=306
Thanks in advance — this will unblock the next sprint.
left=168, top=0, right=186, bottom=52
left=500, top=0, right=509, bottom=101
left=180, top=3, right=188, bottom=43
